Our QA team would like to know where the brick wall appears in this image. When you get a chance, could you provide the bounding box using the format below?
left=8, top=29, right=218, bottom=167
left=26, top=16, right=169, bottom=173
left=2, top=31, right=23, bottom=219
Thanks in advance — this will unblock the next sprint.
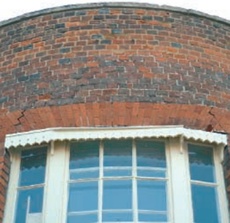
left=0, top=3, right=229, bottom=220
left=0, top=4, right=229, bottom=113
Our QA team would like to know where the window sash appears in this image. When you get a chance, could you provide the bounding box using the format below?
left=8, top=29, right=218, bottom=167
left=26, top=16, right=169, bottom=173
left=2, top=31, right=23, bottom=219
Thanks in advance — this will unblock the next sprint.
left=67, top=139, right=170, bottom=223
left=186, top=142, right=228, bottom=223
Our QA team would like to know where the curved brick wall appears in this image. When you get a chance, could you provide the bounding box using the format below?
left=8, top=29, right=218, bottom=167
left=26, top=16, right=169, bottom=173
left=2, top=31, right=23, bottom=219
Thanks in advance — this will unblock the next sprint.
left=0, top=3, right=230, bottom=220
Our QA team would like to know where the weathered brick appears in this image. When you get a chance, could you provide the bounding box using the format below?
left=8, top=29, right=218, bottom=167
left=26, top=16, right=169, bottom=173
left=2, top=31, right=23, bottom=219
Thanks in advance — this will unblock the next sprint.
left=18, top=76, right=29, bottom=82
left=59, top=58, right=71, bottom=65
left=111, top=29, right=122, bottom=34
left=98, top=8, right=110, bottom=15
left=171, top=42, right=182, bottom=48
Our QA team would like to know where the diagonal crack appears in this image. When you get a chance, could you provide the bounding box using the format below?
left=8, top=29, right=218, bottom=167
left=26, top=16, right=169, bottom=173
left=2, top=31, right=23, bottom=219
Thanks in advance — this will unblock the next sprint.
left=14, top=109, right=26, bottom=126
left=208, top=107, right=226, bottom=132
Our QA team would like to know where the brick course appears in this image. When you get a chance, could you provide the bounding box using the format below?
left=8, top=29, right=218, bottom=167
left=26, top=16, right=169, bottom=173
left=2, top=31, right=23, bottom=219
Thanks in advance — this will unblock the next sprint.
left=0, top=3, right=229, bottom=221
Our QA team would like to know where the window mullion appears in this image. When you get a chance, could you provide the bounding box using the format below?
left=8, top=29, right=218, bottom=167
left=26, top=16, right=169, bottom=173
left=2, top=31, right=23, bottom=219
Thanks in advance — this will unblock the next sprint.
left=214, top=145, right=229, bottom=223
left=190, top=180, right=218, bottom=187
left=132, top=139, right=138, bottom=222
left=43, top=141, right=68, bottom=223
left=98, top=140, right=103, bottom=223
left=17, top=183, right=45, bottom=190
left=63, top=141, right=70, bottom=223
left=169, top=138, right=192, bottom=223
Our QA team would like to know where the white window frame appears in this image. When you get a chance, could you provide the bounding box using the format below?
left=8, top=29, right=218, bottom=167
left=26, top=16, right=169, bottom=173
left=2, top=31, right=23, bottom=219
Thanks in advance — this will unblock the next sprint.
left=65, top=138, right=171, bottom=223
left=3, top=126, right=229, bottom=223
left=184, top=141, right=229, bottom=223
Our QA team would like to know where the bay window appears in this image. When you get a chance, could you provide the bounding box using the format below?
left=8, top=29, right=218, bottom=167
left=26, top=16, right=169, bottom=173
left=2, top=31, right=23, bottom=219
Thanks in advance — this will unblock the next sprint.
left=3, top=126, right=229, bottom=223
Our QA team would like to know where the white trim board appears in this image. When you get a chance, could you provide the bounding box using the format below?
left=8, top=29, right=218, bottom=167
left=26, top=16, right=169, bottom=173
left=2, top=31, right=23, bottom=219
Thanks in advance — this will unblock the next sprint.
left=5, top=126, right=227, bottom=149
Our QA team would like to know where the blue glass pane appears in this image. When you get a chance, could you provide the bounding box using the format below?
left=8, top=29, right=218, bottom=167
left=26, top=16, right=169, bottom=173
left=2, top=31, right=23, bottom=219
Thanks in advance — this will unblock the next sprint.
left=136, top=140, right=166, bottom=177
left=138, top=180, right=167, bottom=212
left=104, top=140, right=132, bottom=166
left=139, top=213, right=167, bottom=222
left=70, top=169, right=99, bottom=180
left=19, top=147, right=47, bottom=186
left=188, top=144, right=215, bottom=182
left=68, top=182, right=98, bottom=212
left=67, top=214, right=97, bottom=223
left=191, top=184, right=219, bottom=223
left=104, top=168, right=132, bottom=177
left=70, top=141, right=99, bottom=179
left=104, top=140, right=132, bottom=176
left=137, top=169, right=166, bottom=178
left=103, top=212, right=133, bottom=221
left=15, top=187, right=43, bottom=223
left=103, top=180, right=132, bottom=209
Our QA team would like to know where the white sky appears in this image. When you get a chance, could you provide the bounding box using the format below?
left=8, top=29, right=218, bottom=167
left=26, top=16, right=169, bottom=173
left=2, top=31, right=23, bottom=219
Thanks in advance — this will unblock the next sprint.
left=0, top=0, right=229, bottom=22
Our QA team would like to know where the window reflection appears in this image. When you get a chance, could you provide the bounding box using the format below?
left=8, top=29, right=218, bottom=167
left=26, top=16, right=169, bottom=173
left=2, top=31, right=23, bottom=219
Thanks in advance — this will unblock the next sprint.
left=138, top=180, right=167, bottom=213
left=102, top=212, right=133, bottom=222
left=70, top=141, right=99, bottom=179
left=68, top=182, right=98, bottom=212
left=188, top=144, right=215, bottom=183
left=20, top=147, right=46, bottom=186
left=104, top=140, right=132, bottom=176
left=139, top=213, right=167, bottom=222
left=189, top=144, right=220, bottom=223
left=103, top=180, right=132, bottom=210
left=136, top=140, right=166, bottom=178
left=15, top=147, right=47, bottom=223
left=67, top=214, right=97, bottom=223
left=191, top=185, right=219, bottom=223
left=15, top=188, right=44, bottom=223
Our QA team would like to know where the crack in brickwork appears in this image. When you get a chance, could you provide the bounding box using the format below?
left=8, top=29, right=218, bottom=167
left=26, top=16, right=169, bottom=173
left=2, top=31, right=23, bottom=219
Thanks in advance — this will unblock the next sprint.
left=14, top=110, right=26, bottom=127
left=208, top=107, right=226, bottom=133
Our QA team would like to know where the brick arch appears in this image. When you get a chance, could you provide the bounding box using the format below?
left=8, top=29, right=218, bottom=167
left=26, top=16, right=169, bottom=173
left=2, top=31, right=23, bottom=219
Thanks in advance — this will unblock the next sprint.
left=1, top=102, right=230, bottom=140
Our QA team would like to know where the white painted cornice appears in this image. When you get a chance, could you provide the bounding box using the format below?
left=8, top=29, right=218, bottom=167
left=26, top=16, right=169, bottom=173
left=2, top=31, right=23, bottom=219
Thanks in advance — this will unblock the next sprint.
left=5, top=126, right=227, bottom=149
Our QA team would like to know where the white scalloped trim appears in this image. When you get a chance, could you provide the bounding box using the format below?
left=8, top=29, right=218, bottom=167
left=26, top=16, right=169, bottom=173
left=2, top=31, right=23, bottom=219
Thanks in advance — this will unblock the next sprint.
left=5, top=126, right=227, bottom=149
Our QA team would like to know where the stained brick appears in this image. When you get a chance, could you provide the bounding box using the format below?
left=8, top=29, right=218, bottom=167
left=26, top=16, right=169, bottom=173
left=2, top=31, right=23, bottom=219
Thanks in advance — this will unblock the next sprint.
left=29, top=73, right=41, bottom=81
left=18, top=76, right=29, bottom=82
left=0, top=97, right=7, bottom=104
left=92, top=34, right=103, bottom=39
left=171, top=42, right=182, bottom=48
left=60, top=48, right=70, bottom=53
left=94, top=15, right=104, bottom=20
left=99, top=8, right=110, bottom=14
left=59, top=58, right=71, bottom=64
left=111, top=29, right=122, bottom=34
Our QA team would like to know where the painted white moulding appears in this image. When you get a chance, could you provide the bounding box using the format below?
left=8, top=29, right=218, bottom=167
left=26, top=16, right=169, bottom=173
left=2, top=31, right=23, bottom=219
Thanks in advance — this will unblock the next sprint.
left=5, top=125, right=227, bottom=149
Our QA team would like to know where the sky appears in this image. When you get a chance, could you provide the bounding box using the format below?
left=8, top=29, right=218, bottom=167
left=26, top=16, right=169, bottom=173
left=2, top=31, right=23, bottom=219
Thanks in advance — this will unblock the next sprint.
left=0, top=0, right=229, bottom=22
